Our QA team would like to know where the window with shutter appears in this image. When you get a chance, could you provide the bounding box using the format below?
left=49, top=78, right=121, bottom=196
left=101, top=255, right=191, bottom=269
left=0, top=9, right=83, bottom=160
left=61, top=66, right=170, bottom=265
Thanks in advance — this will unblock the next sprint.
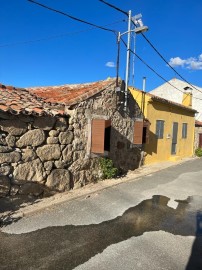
left=156, top=120, right=164, bottom=139
left=133, top=120, right=143, bottom=144
left=182, top=123, right=188, bottom=138
left=91, top=119, right=111, bottom=154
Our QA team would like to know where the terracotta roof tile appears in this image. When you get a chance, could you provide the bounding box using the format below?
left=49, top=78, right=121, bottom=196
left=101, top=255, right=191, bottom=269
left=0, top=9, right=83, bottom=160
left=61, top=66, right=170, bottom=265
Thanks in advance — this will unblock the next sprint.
left=195, top=120, right=202, bottom=126
left=27, top=78, right=117, bottom=106
left=0, top=84, right=65, bottom=116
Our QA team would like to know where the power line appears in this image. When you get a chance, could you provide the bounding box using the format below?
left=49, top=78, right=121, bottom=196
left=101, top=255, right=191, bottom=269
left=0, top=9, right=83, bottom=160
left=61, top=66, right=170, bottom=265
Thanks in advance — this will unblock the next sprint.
left=98, top=0, right=128, bottom=16
left=140, top=33, right=202, bottom=94
left=98, top=0, right=202, bottom=95
left=133, top=52, right=202, bottom=101
left=120, top=37, right=202, bottom=101
left=27, top=0, right=117, bottom=34
left=0, top=20, right=124, bottom=48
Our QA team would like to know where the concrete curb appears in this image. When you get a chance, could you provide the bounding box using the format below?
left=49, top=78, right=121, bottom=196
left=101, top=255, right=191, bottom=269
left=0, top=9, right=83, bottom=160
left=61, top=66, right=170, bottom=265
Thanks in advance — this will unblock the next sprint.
left=4, top=156, right=199, bottom=218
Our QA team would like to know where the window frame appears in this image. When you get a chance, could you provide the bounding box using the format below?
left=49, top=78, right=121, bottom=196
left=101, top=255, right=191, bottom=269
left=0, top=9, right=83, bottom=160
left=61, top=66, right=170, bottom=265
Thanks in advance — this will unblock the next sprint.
left=91, top=118, right=111, bottom=154
left=182, top=123, right=188, bottom=139
left=156, top=120, right=165, bottom=139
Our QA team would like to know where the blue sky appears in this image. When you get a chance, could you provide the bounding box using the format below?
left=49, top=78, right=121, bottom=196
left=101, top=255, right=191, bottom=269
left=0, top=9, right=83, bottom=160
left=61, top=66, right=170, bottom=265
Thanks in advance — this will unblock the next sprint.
left=1, top=0, right=202, bottom=91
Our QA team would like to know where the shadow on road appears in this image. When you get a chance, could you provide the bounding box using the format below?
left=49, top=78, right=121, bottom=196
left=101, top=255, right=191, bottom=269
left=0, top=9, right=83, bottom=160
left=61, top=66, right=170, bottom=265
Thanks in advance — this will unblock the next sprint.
left=186, top=211, right=202, bottom=270
left=0, top=195, right=42, bottom=227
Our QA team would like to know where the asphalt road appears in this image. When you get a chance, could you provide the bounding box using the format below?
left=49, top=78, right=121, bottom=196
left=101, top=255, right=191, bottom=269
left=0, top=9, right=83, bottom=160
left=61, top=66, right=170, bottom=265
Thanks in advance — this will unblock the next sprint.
left=1, top=158, right=202, bottom=270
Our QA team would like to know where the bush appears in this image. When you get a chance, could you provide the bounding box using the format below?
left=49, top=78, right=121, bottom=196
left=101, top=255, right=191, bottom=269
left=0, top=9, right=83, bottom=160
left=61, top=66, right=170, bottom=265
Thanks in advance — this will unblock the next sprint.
left=99, top=158, right=118, bottom=179
left=195, top=148, right=202, bottom=157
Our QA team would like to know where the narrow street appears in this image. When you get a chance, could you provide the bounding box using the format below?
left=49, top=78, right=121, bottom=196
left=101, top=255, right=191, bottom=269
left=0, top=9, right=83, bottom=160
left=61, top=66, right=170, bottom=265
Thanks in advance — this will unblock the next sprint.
left=0, top=158, right=202, bottom=270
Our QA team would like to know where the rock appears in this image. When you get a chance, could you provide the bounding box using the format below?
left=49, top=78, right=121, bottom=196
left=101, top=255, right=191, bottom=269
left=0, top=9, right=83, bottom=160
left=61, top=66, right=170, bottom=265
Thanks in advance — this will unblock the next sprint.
left=36, top=144, right=61, bottom=161
left=72, top=171, right=86, bottom=189
left=55, top=117, right=68, bottom=131
left=0, top=151, right=21, bottom=163
left=10, top=185, right=20, bottom=196
left=59, top=131, right=73, bottom=145
left=73, top=138, right=84, bottom=150
left=44, top=161, right=53, bottom=171
left=62, top=145, right=73, bottom=163
left=5, top=135, right=16, bottom=147
left=0, top=146, right=13, bottom=153
left=0, top=137, right=7, bottom=146
left=0, top=165, right=12, bottom=176
left=0, top=175, right=10, bottom=197
left=47, top=137, right=59, bottom=144
left=46, top=169, right=70, bottom=192
left=13, top=159, right=45, bottom=183
left=68, top=125, right=74, bottom=131
left=54, top=160, right=66, bottom=169
left=22, top=149, right=37, bottom=162
left=33, top=116, right=56, bottom=130
left=16, top=129, right=46, bottom=147
left=49, top=130, right=60, bottom=137
left=0, top=119, right=27, bottom=135
left=18, top=182, right=44, bottom=196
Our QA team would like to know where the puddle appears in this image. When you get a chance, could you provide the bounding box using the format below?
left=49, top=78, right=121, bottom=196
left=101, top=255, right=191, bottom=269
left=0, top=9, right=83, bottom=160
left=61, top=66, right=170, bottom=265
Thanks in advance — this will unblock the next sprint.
left=0, top=195, right=202, bottom=269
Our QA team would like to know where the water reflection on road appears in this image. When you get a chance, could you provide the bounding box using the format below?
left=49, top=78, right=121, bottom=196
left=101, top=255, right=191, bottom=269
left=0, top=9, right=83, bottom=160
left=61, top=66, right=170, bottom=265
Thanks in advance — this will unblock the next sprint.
left=0, top=195, right=202, bottom=270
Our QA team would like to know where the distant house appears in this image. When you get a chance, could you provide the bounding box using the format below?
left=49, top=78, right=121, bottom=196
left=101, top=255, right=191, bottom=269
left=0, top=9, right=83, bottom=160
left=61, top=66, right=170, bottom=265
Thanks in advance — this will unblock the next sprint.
left=130, top=87, right=196, bottom=164
left=150, top=78, right=202, bottom=121
left=0, top=78, right=144, bottom=198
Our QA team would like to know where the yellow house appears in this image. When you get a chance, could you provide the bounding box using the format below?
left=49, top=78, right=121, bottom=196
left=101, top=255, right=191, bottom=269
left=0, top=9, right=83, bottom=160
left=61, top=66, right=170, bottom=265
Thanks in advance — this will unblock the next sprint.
left=130, top=87, right=197, bottom=164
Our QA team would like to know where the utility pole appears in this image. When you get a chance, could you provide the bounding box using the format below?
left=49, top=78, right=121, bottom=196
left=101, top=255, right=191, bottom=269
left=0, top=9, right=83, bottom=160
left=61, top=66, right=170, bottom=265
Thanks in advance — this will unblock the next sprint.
left=118, top=12, right=148, bottom=113
left=124, top=10, right=132, bottom=113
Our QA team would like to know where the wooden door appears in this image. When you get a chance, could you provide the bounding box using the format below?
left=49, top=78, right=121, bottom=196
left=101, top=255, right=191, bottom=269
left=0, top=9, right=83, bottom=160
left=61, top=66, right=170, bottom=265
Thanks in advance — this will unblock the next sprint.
left=199, top=133, right=202, bottom=148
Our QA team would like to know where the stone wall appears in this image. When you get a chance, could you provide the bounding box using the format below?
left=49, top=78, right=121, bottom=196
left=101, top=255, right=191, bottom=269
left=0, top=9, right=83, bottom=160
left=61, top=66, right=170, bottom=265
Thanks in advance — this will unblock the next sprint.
left=0, top=83, right=142, bottom=198
left=67, top=82, right=143, bottom=188
left=0, top=111, right=72, bottom=198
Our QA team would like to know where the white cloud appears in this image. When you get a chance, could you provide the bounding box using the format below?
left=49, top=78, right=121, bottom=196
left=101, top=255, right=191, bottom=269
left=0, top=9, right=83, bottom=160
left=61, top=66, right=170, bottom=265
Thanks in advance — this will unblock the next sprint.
left=105, top=61, right=116, bottom=68
left=189, top=61, right=202, bottom=70
left=168, top=54, right=202, bottom=70
left=168, top=57, right=186, bottom=67
left=199, top=54, right=202, bottom=61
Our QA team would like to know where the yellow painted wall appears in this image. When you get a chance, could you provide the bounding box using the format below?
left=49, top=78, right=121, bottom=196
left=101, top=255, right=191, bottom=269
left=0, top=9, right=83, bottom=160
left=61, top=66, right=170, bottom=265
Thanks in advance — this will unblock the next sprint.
left=130, top=88, right=195, bottom=164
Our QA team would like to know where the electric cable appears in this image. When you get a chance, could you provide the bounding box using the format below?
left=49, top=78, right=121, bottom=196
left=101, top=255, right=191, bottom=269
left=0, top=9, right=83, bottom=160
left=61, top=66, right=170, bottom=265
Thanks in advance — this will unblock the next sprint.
left=27, top=0, right=117, bottom=34
left=140, top=32, right=202, bottom=94
left=98, top=0, right=128, bottom=16
left=0, top=20, right=124, bottom=48
left=120, top=37, right=202, bottom=101
left=98, top=0, right=202, bottom=95
left=132, top=51, right=202, bottom=101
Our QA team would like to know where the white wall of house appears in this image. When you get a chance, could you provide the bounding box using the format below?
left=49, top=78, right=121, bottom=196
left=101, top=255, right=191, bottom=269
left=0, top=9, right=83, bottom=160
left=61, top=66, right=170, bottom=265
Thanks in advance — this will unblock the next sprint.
left=150, top=78, right=202, bottom=121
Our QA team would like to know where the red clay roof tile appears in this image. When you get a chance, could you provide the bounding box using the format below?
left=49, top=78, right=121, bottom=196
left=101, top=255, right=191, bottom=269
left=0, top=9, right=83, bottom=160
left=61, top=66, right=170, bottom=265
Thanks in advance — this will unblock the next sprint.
left=0, top=84, right=65, bottom=116
left=195, top=120, right=202, bottom=126
left=0, top=78, right=117, bottom=116
left=27, top=78, right=116, bottom=106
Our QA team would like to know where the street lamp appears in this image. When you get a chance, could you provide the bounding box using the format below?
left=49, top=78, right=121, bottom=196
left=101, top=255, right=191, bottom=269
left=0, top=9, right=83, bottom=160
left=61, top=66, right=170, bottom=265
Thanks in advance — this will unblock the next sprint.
left=118, top=11, right=148, bottom=112
left=132, top=13, right=148, bottom=34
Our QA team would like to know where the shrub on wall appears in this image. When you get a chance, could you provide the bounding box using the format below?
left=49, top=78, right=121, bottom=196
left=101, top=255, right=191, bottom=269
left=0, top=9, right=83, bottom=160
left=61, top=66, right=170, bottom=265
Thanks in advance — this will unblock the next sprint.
left=99, top=158, right=118, bottom=179
left=195, top=148, right=202, bottom=157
